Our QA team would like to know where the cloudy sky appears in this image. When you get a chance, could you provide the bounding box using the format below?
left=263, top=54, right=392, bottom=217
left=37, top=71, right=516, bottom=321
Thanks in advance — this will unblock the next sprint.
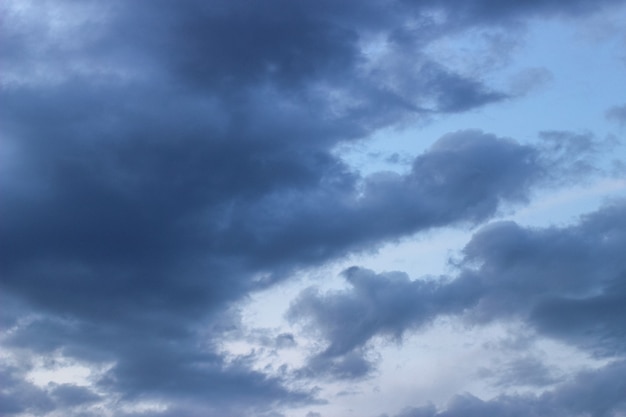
left=1, top=1, right=626, bottom=416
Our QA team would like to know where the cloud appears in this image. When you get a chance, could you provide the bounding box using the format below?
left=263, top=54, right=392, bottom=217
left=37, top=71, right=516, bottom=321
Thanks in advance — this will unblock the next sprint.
left=287, top=264, right=483, bottom=379
left=478, top=356, right=563, bottom=388
left=289, top=200, right=626, bottom=376
left=3, top=312, right=314, bottom=415
left=2, top=127, right=587, bottom=331
left=530, top=279, right=626, bottom=357
left=606, top=104, right=626, bottom=126
left=224, top=130, right=552, bottom=268
left=49, top=384, right=101, bottom=407
left=2, top=0, right=625, bottom=415
left=0, top=364, right=63, bottom=416
left=434, top=0, right=626, bottom=24
left=289, top=268, right=480, bottom=361
left=295, top=348, right=378, bottom=381
left=391, top=360, right=626, bottom=417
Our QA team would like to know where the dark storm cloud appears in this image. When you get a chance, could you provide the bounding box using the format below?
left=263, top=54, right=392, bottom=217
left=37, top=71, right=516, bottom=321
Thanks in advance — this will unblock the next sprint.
left=2, top=0, right=625, bottom=415
left=219, top=130, right=560, bottom=269
left=2, top=123, right=584, bottom=322
left=290, top=200, right=626, bottom=376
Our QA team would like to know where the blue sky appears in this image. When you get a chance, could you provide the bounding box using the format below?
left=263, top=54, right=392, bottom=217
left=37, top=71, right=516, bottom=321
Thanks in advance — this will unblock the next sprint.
left=1, top=1, right=626, bottom=417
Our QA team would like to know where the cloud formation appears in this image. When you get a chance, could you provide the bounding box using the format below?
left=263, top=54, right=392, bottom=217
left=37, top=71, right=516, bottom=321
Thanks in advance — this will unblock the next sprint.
left=1, top=0, right=625, bottom=416
left=290, top=200, right=626, bottom=375
left=390, top=360, right=626, bottom=417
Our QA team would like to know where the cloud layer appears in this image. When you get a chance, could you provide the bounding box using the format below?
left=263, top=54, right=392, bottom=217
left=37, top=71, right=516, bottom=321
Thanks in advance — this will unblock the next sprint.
left=1, top=0, right=625, bottom=416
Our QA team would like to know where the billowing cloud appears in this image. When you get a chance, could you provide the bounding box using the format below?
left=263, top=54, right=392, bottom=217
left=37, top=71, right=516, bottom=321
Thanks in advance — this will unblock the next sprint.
left=288, top=268, right=480, bottom=377
left=1, top=0, right=625, bottom=416
left=290, top=200, right=626, bottom=375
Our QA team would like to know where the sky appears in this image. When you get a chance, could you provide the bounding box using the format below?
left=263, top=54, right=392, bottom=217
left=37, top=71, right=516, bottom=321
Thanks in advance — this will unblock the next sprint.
left=1, top=1, right=626, bottom=417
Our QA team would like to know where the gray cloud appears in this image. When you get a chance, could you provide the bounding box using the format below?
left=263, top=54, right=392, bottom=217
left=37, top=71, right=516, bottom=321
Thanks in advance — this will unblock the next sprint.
left=295, top=348, right=377, bottom=381
left=464, top=200, right=626, bottom=331
left=390, top=360, right=626, bottom=417
left=49, top=384, right=101, bottom=407
left=0, top=365, right=55, bottom=416
left=478, top=356, right=563, bottom=388
left=289, top=268, right=480, bottom=359
left=290, top=200, right=626, bottom=377
left=2, top=0, right=625, bottom=415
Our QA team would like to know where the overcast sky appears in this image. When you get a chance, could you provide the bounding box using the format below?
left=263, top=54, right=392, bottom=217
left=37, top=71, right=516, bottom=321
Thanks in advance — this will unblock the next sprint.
left=1, top=1, right=626, bottom=417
